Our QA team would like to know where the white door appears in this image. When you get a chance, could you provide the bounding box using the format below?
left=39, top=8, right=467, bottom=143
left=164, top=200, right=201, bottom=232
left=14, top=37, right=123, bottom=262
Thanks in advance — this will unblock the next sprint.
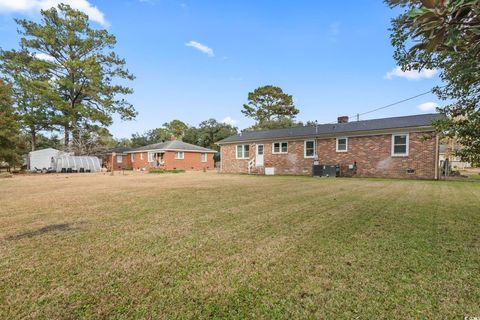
left=256, top=144, right=264, bottom=167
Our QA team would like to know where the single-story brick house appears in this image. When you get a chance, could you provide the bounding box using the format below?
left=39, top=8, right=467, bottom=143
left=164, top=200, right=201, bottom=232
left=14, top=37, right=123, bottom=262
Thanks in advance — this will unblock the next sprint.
left=103, top=146, right=131, bottom=171
left=103, top=140, right=216, bottom=171
left=217, top=113, right=443, bottom=179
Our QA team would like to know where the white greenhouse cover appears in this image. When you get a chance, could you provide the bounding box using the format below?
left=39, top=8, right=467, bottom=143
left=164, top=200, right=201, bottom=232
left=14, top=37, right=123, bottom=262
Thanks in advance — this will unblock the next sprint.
left=27, top=148, right=68, bottom=171
left=54, top=156, right=101, bottom=173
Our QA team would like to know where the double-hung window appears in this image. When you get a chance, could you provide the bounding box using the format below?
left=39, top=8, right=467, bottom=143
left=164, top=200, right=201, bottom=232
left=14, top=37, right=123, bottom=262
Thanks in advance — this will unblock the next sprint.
left=392, top=133, right=409, bottom=156
left=175, top=151, right=184, bottom=159
left=201, top=153, right=207, bottom=162
left=304, top=140, right=315, bottom=158
left=131, top=153, right=134, bottom=162
left=236, top=145, right=250, bottom=159
left=148, top=152, right=155, bottom=162
left=272, top=142, right=288, bottom=154
left=116, top=155, right=123, bottom=163
left=140, top=153, right=144, bottom=160
left=336, top=137, right=348, bottom=152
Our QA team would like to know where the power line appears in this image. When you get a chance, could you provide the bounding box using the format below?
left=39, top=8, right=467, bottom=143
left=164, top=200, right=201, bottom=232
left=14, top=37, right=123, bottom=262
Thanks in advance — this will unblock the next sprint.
left=355, top=89, right=438, bottom=118
left=326, top=86, right=445, bottom=124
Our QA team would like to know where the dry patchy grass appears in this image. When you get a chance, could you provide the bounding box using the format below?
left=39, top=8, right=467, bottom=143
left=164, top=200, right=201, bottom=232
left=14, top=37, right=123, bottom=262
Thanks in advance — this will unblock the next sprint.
left=0, top=172, right=479, bottom=319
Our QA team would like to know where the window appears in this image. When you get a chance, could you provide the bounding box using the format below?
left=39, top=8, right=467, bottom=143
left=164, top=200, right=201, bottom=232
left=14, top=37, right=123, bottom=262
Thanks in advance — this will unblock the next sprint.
left=272, top=142, right=288, bottom=154
left=236, top=145, right=250, bottom=159
left=131, top=153, right=134, bottom=162
left=257, top=144, right=264, bottom=155
left=336, top=137, right=348, bottom=152
left=116, top=155, right=123, bottom=163
left=392, top=133, right=409, bottom=156
left=201, top=153, right=207, bottom=162
left=174, top=151, right=184, bottom=159
left=304, top=140, right=315, bottom=158
left=148, top=152, right=154, bottom=162
left=140, top=153, right=144, bottom=160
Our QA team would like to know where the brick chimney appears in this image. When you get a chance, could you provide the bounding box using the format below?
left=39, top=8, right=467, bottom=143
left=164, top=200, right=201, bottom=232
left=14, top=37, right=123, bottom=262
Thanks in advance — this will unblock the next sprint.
left=337, top=116, right=349, bottom=123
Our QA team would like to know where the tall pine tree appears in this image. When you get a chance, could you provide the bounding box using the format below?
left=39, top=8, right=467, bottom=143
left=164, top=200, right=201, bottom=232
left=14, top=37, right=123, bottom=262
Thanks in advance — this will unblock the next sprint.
left=2, top=4, right=136, bottom=153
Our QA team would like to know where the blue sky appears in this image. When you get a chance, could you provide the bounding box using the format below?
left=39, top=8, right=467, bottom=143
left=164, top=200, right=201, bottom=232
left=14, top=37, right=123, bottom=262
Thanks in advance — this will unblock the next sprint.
left=0, top=0, right=443, bottom=138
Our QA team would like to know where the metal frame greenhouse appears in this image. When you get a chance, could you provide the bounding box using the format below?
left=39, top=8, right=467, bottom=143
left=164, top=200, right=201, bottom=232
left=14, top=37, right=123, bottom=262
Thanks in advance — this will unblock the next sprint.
left=54, top=156, right=101, bottom=173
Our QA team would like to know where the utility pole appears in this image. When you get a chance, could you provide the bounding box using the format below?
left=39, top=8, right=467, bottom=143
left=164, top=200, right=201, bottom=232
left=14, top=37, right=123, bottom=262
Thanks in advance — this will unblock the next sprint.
left=356, top=113, right=360, bottom=121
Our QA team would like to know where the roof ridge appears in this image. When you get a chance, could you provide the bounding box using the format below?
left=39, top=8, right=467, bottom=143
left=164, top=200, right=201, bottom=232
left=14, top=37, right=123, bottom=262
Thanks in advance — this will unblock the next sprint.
left=239, top=113, right=439, bottom=135
left=343, top=113, right=439, bottom=124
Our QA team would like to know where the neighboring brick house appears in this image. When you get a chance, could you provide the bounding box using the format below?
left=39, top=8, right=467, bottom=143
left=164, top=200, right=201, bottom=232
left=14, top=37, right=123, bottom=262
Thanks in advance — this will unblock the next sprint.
left=103, top=141, right=216, bottom=171
left=103, top=146, right=131, bottom=171
left=217, top=113, right=443, bottom=179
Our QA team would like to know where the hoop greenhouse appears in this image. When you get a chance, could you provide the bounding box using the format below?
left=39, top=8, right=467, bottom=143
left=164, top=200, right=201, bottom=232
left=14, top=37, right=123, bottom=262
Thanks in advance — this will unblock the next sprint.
left=54, top=156, right=101, bottom=173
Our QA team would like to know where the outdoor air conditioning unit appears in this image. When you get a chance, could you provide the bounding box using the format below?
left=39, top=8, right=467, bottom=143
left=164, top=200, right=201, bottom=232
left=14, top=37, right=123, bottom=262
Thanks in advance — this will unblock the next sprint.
left=312, top=164, right=339, bottom=177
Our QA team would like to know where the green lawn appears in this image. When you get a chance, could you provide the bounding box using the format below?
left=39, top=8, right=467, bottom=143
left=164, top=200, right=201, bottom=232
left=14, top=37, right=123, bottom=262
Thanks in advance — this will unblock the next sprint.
left=0, top=172, right=479, bottom=319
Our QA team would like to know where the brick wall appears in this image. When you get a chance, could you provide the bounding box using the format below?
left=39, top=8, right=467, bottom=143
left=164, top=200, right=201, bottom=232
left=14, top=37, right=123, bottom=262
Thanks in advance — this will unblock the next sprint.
left=163, top=151, right=214, bottom=170
left=316, top=132, right=437, bottom=179
left=220, top=131, right=438, bottom=179
left=220, top=140, right=316, bottom=175
left=128, top=151, right=214, bottom=171
left=130, top=152, right=149, bottom=170
left=103, top=154, right=130, bottom=171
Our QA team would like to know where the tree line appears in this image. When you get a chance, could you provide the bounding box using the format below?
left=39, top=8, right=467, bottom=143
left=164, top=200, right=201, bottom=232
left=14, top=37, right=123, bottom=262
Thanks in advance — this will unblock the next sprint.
left=1, top=1, right=478, bottom=167
left=123, top=85, right=306, bottom=150
left=0, top=4, right=303, bottom=166
left=0, top=4, right=135, bottom=166
left=386, top=0, right=479, bottom=165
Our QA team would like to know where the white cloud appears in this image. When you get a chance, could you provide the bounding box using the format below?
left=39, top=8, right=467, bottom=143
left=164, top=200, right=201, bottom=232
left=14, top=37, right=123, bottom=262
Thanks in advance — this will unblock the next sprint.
left=185, top=40, right=214, bottom=57
left=418, top=102, right=439, bottom=112
left=222, top=116, right=237, bottom=126
left=385, top=66, right=438, bottom=80
left=0, top=0, right=109, bottom=27
left=180, top=3, right=187, bottom=8
left=35, top=52, right=54, bottom=61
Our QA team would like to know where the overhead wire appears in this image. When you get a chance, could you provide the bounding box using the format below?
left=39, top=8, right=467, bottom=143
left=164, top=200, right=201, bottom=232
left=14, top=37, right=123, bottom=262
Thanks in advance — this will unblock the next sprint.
left=324, top=85, right=446, bottom=124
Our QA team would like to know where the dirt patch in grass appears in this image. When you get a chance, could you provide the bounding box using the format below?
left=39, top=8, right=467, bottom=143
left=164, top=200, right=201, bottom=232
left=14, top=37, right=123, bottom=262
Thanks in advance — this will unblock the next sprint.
left=0, top=172, right=479, bottom=319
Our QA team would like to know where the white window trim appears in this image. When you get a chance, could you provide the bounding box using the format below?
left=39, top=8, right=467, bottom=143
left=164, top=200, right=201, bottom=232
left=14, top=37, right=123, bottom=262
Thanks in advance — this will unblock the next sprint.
left=140, top=153, right=144, bottom=160
left=201, top=153, right=207, bottom=162
left=391, top=133, right=409, bottom=157
left=116, top=155, right=123, bottom=163
left=336, top=137, right=348, bottom=153
left=131, top=153, right=134, bottom=162
left=272, top=141, right=288, bottom=154
left=174, top=151, right=185, bottom=160
left=304, top=140, right=316, bottom=158
left=148, top=152, right=154, bottom=162
left=236, top=144, right=250, bottom=159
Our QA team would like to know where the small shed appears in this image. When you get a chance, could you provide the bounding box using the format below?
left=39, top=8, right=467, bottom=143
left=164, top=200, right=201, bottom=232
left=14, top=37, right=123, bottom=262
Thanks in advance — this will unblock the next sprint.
left=27, top=148, right=70, bottom=172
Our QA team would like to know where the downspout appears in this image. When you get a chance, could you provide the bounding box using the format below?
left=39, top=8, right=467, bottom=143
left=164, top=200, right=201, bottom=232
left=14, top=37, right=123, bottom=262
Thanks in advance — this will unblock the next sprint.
left=217, top=143, right=222, bottom=173
left=434, top=133, right=440, bottom=180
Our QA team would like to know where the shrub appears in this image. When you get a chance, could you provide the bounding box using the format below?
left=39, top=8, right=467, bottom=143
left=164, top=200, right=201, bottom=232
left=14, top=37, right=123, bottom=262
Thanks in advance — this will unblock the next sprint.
left=149, top=169, right=185, bottom=174
left=0, top=172, right=13, bottom=179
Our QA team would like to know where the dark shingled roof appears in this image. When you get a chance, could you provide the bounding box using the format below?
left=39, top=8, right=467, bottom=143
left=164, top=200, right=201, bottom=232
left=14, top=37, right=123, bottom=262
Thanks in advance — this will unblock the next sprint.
left=105, top=146, right=131, bottom=154
left=127, top=140, right=216, bottom=153
left=218, top=113, right=443, bottom=144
